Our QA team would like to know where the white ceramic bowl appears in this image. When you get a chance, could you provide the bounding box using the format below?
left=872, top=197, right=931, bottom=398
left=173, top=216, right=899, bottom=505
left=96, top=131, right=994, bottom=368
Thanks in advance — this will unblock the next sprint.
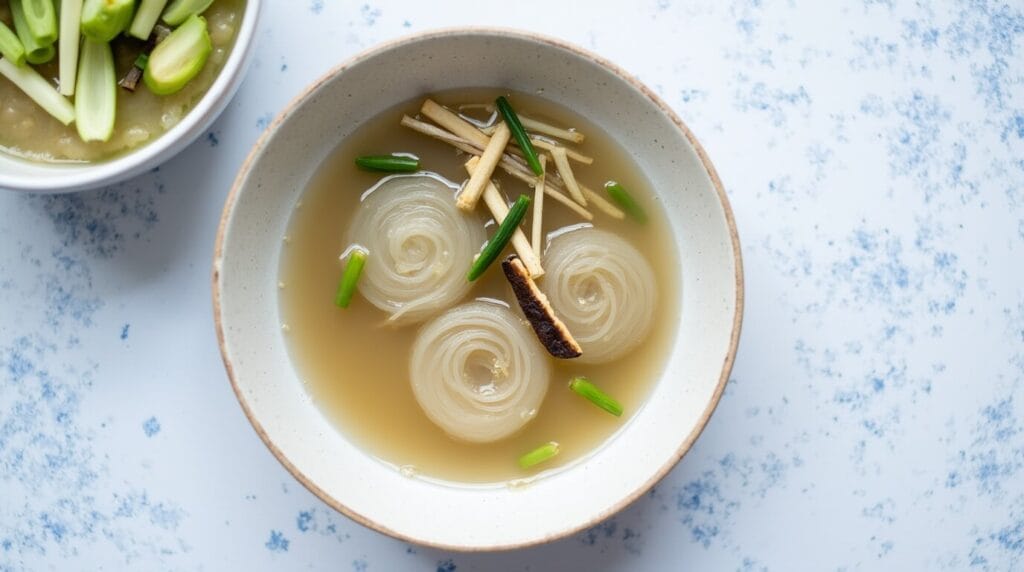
left=0, top=1, right=262, bottom=194
left=214, top=28, right=743, bottom=551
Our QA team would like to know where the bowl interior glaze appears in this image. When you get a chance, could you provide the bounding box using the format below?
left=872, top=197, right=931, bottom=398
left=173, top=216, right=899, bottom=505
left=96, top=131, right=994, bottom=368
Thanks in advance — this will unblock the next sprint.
left=214, top=28, right=742, bottom=551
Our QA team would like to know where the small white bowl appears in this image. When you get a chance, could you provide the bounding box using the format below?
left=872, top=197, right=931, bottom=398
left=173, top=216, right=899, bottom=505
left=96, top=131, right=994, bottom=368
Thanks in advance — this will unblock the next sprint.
left=214, top=28, right=743, bottom=551
left=0, top=1, right=262, bottom=194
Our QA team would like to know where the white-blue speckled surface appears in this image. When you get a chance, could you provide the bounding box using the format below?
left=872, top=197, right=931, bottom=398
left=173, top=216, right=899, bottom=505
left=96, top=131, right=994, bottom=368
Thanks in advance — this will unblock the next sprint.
left=2, top=0, right=1022, bottom=569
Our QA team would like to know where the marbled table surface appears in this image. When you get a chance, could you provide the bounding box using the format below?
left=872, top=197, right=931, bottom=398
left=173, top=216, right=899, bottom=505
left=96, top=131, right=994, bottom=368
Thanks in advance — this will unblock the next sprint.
left=2, top=1, right=1023, bottom=570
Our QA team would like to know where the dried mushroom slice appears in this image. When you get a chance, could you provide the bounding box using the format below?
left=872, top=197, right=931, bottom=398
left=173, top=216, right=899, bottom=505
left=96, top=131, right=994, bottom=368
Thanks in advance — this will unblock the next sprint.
left=502, top=254, right=582, bottom=359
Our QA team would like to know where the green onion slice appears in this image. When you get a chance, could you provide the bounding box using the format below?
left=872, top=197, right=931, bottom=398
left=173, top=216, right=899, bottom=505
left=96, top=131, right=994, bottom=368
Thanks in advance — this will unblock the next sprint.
left=10, top=0, right=54, bottom=64
left=14, top=0, right=57, bottom=47
left=604, top=182, right=648, bottom=224
left=334, top=247, right=368, bottom=308
left=58, top=0, right=84, bottom=95
left=0, top=21, right=27, bottom=67
left=467, top=194, right=531, bottom=282
left=75, top=38, right=116, bottom=142
left=0, top=57, right=74, bottom=125
left=162, top=0, right=214, bottom=26
left=495, top=96, right=544, bottom=176
left=354, top=155, right=420, bottom=173
left=518, top=442, right=560, bottom=469
left=129, top=0, right=170, bottom=40
left=143, top=14, right=211, bottom=96
left=569, top=376, right=624, bottom=417
left=81, top=0, right=135, bottom=43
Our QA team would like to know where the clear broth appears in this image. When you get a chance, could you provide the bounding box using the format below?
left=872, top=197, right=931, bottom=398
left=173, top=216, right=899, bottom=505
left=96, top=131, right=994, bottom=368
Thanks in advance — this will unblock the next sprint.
left=280, top=89, right=680, bottom=483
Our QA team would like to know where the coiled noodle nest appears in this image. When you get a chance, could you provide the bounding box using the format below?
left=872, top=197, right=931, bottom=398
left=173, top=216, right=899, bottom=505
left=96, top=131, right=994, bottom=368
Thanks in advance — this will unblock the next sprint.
left=347, top=174, right=485, bottom=324
left=409, top=301, right=550, bottom=443
left=542, top=227, right=657, bottom=364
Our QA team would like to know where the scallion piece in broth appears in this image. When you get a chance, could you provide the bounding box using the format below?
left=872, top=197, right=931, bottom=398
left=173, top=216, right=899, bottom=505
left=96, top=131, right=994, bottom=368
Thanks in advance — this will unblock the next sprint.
left=467, top=194, right=531, bottom=282
left=354, top=155, right=420, bottom=173
left=129, top=0, right=170, bottom=40
left=74, top=38, right=116, bottom=142
left=143, top=14, right=211, bottom=96
left=81, top=0, right=135, bottom=42
left=569, top=377, right=623, bottom=417
left=58, top=0, right=84, bottom=95
left=518, top=442, right=560, bottom=469
left=162, top=0, right=214, bottom=26
left=604, top=182, right=648, bottom=224
left=334, top=247, right=368, bottom=309
left=10, top=0, right=55, bottom=64
left=14, top=0, right=57, bottom=47
left=0, top=56, right=74, bottom=124
left=0, top=22, right=27, bottom=67
left=495, top=96, right=544, bottom=176
left=26, top=44, right=54, bottom=64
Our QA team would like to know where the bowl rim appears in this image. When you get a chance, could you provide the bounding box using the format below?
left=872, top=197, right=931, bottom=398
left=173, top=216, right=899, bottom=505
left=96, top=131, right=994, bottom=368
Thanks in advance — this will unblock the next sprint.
left=212, top=26, right=744, bottom=552
left=0, top=0, right=263, bottom=194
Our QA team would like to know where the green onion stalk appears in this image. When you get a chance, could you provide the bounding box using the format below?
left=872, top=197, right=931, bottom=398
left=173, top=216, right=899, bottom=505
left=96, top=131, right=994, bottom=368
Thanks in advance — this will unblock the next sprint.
left=569, top=376, right=624, bottom=417
left=604, top=182, right=648, bottom=224
left=10, top=0, right=55, bottom=64
left=467, top=194, right=531, bottom=282
left=58, top=0, right=83, bottom=95
left=0, top=21, right=27, bottom=67
left=354, top=155, right=420, bottom=173
left=334, top=247, right=368, bottom=308
left=129, top=0, right=170, bottom=40
left=518, top=442, right=560, bottom=469
left=0, top=57, right=74, bottom=124
left=15, top=0, right=57, bottom=47
left=162, top=0, right=214, bottom=26
left=496, top=95, right=544, bottom=176
left=75, top=38, right=116, bottom=142
left=144, top=14, right=211, bottom=95
left=81, top=0, right=135, bottom=42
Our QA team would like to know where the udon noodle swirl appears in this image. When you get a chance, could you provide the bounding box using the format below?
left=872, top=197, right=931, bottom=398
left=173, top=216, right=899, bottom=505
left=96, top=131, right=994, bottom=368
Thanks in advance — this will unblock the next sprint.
left=410, top=301, right=550, bottom=443
left=348, top=174, right=485, bottom=324
left=542, top=228, right=657, bottom=364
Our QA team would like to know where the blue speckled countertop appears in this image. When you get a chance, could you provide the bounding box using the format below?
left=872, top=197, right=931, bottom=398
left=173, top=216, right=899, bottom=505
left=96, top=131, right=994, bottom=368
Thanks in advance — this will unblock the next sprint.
left=2, top=1, right=1023, bottom=570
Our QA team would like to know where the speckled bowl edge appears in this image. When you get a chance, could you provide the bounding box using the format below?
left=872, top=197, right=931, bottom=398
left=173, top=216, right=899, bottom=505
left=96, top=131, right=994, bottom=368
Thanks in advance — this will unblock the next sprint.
left=212, top=26, right=744, bottom=552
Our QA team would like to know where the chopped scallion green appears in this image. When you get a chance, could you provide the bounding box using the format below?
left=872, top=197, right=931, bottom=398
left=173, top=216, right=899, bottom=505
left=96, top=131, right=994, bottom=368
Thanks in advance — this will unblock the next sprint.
left=129, top=0, right=170, bottom=40
left=604, top=182, right=648, bottom=224
left=81, top=0, right=135, bottom=42
left=20, top=0, right=58, bottom=46
left=496, top=96, right=544, bottom=176
left=162, top=0, right=214, bottom=26
left=569, top=376, right=623, bottom=417
left=354, top=155, right=420, bottom=173
left=0, top=57, right=74, bottom=124
left=467, top=194, right=531, bottom=282
left=334, top=248, right=368, bottom=308
left=74, top=38, right=116, bottom=142
left=143, top=14, right=211, bottom=95
left=0, top=22, right=27, bottom=67
left=10, top=0, right=55, bottom=64
left=518, top=441, right=560, bottom=469
left=58, top=0, right=84, bottom=95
